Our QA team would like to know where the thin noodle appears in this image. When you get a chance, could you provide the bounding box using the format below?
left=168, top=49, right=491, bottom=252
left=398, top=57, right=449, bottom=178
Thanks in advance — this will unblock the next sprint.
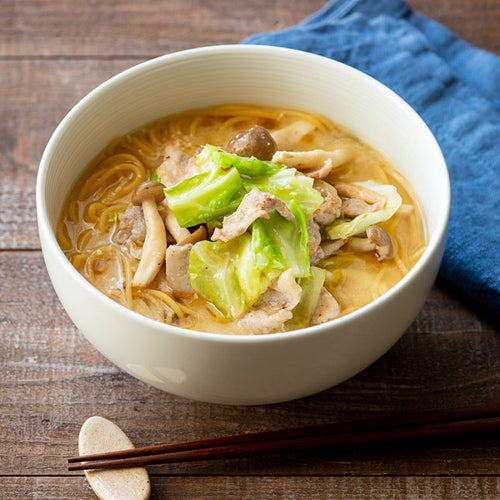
left=148, top=124, right=167, bottom=148
left=85, top=202, right=107, bottom=223
left=103, top=137, right=125, bottom=156
left=67, top=198, right=80, bottom=225
left=133, top=290, right=174, bottom=321
left=69, top=253, right=88, bottom=271
left=79, top=155, right=145, bottom=201
left=56, top=220, right=72, bottom=250
left=116, top=248, right=134, bottom=308
left=205, top=301, right=226, bottom=320
left=76, top=229, right=93, bottom=251
left=96, top=203, right=128, bottom=233
left=393, top=254, right=409, bottom=275
left=140, top=289, right=187, bottom=320
left=188, top=115, right=206, bottom=138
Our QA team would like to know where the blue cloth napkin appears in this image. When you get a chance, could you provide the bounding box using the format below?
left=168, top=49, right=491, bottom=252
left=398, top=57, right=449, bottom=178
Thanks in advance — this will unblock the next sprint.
left=243, top=0, right=500, bottom=317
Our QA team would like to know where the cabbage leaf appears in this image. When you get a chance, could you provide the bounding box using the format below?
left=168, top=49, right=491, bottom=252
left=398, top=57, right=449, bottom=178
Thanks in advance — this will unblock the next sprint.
left=196, top=145, right=323, bottom=218
left=189, top=233, right=270, bottom=319
left=243, top=168, right=323, bottom=219
left=164, top=166, right=244, bottom=228
left=196, top=144, right=284, bottom=176
left=286, top=266, right=326, bottom=330
left=251, top=200, right=311, bottom=279
left=324, top=181, right=402, bottom=240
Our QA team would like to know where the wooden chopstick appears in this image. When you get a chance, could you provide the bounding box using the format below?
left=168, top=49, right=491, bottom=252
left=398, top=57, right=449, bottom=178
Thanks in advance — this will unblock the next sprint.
left=68, top=402, right=500, bottom=471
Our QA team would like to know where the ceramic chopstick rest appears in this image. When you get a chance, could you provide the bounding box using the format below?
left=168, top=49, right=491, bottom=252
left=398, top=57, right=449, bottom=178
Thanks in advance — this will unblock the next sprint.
left=78, top=416, right=151, bottom=500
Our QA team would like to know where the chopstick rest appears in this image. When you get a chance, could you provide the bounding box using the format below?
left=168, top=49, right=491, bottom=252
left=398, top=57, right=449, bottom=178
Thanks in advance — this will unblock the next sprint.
left=78, top=416, right=151, bottom=500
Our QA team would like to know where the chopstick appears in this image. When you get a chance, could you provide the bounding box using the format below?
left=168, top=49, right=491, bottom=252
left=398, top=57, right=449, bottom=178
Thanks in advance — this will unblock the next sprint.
left=68, top=402, right=500, bottom=471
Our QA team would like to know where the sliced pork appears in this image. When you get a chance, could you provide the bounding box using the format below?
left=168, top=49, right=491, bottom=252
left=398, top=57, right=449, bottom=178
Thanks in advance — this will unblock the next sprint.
left=237, top=269, right=302, bottom=334
left=165, top=244, right=194, bottom=296
left=311, top=288, right=341, bottom=325
left=310, top=239, right=346, bottom=266
left=113, top=204, right=146, bottom=245
left=313, top=182, right=342, bottom=225
left=270, top=120, right=316, bottom=150
left=212, top=188, right=293, bottom=242
left=156, top=145, right=201, bottom=188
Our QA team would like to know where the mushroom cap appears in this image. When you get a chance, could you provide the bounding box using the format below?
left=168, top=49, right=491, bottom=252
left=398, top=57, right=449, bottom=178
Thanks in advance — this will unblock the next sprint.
left=226, top=126, right=278, bottom=161
left=366, top=225, right=394, bottom=260
left=132, top=181, right=166, bottom=205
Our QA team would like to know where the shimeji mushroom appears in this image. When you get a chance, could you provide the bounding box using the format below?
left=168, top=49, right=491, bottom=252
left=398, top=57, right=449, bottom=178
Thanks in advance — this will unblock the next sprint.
left=225, top=125, right=278, bottom=161
left=131, top=181, right=167, bottom=287
left=334, top=182, right=387, bottom=217
left=348, top=225, right=395, bottom=261
left=272, top=148, right=352, bottom=179
left=162, top=202, right=191, bottom=243
left=366, top=225, right=395, bottom=260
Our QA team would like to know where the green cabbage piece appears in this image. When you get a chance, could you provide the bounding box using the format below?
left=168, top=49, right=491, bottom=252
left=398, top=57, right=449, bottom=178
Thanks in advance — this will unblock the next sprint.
left=196, top=144, right=283, bottom=176
left=251, top=200, right=311, bottom=279
left=189, top=199, right=312, bottom=317
left=189, top=233, right=270, bottom=319
left=149, top=168, right=160, bottom=182
left=324, top=181, right=402, bottom=240
left=243, top=168, right=323, bottom=219
left=165, top=142, right=404, bottom=322
left=195, top=145, right=322, bottom=218
left=286, top=266, right=326, bottom=330
left=163, top=166, right=244, bottom=228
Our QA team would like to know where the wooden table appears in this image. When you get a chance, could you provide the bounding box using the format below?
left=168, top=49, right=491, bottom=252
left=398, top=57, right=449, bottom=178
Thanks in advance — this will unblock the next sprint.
left=1, top=1, right=499, bottom=498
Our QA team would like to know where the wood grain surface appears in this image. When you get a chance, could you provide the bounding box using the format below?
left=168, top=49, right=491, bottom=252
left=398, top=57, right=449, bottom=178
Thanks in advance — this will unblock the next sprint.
left=1, top=0, right=499, bottom=498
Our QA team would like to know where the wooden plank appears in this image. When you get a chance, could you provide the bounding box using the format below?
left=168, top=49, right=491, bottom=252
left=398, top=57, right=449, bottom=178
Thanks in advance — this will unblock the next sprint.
left=0, top=475, right=499, bottom=499
left=0, top=0, right=325, bottom=57
left=0, top=59, right=142, bottom=250
left=0, top=1, right=498, bottom=58
left=411, top=0, right=500, bottom=52
left=0, top=252, right=498, bottom=476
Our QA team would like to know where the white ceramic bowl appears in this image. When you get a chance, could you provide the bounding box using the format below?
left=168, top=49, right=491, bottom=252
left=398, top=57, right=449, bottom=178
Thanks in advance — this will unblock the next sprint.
left=37, top=45, right=449, bottom=405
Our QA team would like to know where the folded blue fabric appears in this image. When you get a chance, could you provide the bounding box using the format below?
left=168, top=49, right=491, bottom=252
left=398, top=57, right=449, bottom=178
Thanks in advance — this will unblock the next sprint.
left=243, top=0, right=500, bottom=317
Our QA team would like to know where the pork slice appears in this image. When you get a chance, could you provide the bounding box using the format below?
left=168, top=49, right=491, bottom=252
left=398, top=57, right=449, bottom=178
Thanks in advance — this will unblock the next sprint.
left=165, top=243, right=194, bottom=296
left=307, top=219, right=322, bottom=258
left=310, top=287, right=341, bottom=325
left=259, top=268, right=302, bottom=312
left=156, top=145, right=201, bottom=188
left=313, top=184, right=342, bottom=225
left=113, top=204, right=146, bottom=245
left=237, top=269, right=302, bottom=334
left=310, top=239, right=346, bottom=266
left=270, top=120, right=316, bottom=150
left=237, top=309, right=293, bottom=335
left=212, top=188, right=293, bottom=242
left=341, top=198, right=373, bottom=218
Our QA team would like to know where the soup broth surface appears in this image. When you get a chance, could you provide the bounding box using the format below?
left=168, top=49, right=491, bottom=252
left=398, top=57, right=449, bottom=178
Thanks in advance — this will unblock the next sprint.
left=57, top=104, right=426, bottom=334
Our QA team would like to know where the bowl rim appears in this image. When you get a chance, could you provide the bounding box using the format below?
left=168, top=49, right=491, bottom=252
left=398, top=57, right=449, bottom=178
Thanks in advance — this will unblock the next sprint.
left=36, top=44, right=450, bottom=345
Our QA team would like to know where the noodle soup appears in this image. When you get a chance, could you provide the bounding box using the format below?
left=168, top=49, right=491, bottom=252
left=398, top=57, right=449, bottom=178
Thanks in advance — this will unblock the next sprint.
left=57, top=104, right=426, bottom=335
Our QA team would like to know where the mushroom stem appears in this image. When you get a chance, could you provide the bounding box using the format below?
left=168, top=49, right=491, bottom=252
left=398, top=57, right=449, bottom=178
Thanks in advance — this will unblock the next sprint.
left=367, top=225, right=395, bottom=261
left=178, top=225, right=207, bottom=246
left=348, top=236, right=377, bottom=253
left=348, top=225, right=395, bottom=261
left=132, top=197, right=167, bottom=287
left=162, top=201, right=191, bottom=243
left=272, top=149, right=351, bottom=180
